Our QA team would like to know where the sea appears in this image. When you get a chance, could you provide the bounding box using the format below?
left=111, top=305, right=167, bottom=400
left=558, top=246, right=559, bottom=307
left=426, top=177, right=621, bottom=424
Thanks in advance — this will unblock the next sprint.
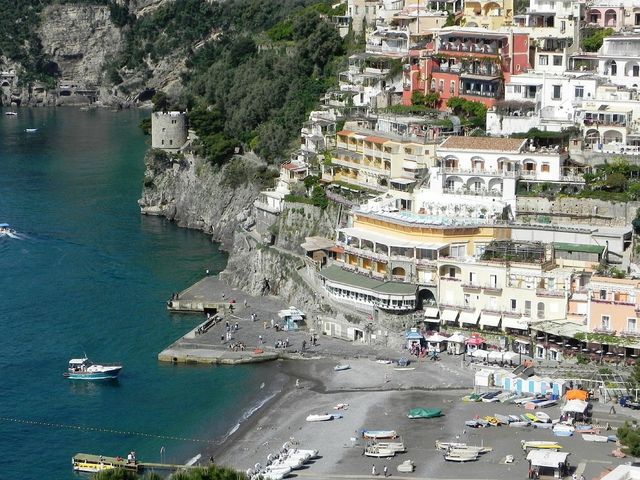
left=0, top=108, right=284, bottom=480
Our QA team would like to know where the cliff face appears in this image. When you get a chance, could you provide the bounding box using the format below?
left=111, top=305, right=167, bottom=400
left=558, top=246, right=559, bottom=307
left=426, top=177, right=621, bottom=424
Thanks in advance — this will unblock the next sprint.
left=139, top=150, right=263, bottom=249
left=39, top=5, right=122, bottom=87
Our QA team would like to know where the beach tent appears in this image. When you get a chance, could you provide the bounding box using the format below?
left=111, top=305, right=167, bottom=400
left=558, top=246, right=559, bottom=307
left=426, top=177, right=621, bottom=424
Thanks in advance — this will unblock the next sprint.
left=425, top=333, right=448, bottom=352
left=474, top=369, right=493, bottom=388
left=405, top=329, right=424, bottom=349
left=407, top=408, right=442, bottom=419
left=446, top=332, right=467, bottom=355
left=465, top=335, right=485, bottom=354
left=278, top=307, right=305, bottom=331
left=527, top=450, right=570, bottom=478
left=566, top=389, right=588, bottom=401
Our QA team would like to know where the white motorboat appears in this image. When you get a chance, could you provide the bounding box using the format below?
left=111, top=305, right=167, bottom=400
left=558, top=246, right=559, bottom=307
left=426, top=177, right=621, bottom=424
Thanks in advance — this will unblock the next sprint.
left=436, top=441, right=492, bottom=454
left=0, top=223, right=16, bottom=237
left=334, top=364, right=350, bottom=371
left=25, top=128, right=38, bottom=132
left=363, top=430, right=397, bottom=439
left=443, top=450, right=478, bottom=462
left=64, top=357, right=122, bottom=380
left=553, top=424, right=575, bottom=437
left=4, top=111, right=17, bottom=116
left=306, top=414, right=333, bottom=422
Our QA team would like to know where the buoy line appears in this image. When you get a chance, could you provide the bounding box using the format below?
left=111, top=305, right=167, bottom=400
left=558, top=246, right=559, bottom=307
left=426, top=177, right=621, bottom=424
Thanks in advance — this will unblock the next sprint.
left=0, top=416, right=215, bottom=443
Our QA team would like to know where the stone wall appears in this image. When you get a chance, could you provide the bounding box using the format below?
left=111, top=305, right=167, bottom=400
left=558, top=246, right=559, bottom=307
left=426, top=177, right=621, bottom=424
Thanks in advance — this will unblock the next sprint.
left=516, top=196, right=640, bottom=226
left=275, top=201, right=342, bottom=253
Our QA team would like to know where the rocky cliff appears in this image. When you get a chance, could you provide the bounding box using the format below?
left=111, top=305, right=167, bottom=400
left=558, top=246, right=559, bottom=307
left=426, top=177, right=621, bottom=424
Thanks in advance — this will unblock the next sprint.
left=39, top=5, right=122, bottom=88
left=139, top=149, right=263, bottom=249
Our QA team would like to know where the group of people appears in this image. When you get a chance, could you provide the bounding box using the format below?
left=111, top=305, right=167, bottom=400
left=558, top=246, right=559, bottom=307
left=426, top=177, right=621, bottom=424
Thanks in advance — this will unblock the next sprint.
left=371, top=464, right=389, bottom=477
left=228, top=342, right=246, bottom=352
left=275, top=339, right=290, bottom=349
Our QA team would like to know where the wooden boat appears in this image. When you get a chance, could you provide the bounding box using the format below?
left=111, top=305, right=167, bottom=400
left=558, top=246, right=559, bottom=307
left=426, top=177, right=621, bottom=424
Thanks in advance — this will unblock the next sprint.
left=372, top=439, right=406, bottom=453
left=532, top=422, right=553, bottom=429
left=305, top=414, right=333, bottom=422
left=508, top=421, right=531, bottom=428
left=363, top=430, right=397, bottom=439
left=364, top=445, right=395, bottom=457
left=435, top=441, right=492, bottom=454
left=521, top=440, right=562, bottom=451
left=443, top=450, right=479, bottom=462
left=334, top=364, right=350, bottom=371
left=509, top=415, right=522, bottom=422
left=535, top=412, right=551, bottom=423
left=553, top=424, right=574, bottom=437
left=582, top=434, right=609, bottom=443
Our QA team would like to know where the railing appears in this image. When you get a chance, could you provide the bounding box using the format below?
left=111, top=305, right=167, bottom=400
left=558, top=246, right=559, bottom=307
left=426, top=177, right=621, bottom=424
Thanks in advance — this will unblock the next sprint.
left=483, top=285, right=503, bottom=294
left=620, top=330, right=640, bottom=337
left=593, top=327, right=614, bottom=334
left=442, top=188, right=503, bottom=197
left=460, top=89, right=499, bottom=98
left=536, top=289, right=565, bottom=298
left=443, top=167, right=518, bottom=177
left=462, top=282, right=482, bottom=290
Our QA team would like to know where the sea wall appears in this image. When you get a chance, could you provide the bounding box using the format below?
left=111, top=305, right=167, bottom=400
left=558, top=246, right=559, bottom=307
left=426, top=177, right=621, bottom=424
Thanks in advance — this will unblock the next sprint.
left=138, top=150, right=262, bottom=249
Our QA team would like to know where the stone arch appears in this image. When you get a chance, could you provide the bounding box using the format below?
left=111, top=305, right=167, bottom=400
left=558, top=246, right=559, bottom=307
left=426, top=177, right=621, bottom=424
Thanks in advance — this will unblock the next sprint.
left=470, top=155, right=485, bottom=172
left=417, top=288, right=436, bottom=309
left=439, top=264, right=461, bottom=277
left=606, top=59, right=618, bottom=76
left=626, top=61, right=640, bottom=77
left=488, top=177, right=503, bottom=193
left=483, top=1, right=501, bottom=15
left=392, top=266, right=406, bottom=279
left=522, top=158, right=536, bottom=172
left=445, top=175, right=464, bottom=191
left=585, top=129, right=600, bottom=144
left=603, top=129, right=623, bottom=144
left=604, top=9, right=617, bottom=27
left=466, top=176, right=485, bottom=192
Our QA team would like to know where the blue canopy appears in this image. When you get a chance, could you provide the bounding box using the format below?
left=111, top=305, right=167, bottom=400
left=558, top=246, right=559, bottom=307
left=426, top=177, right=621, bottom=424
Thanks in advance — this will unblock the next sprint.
left=0, top=223, right=10, bottom=228
left=405, top=331, right=423, bottom=340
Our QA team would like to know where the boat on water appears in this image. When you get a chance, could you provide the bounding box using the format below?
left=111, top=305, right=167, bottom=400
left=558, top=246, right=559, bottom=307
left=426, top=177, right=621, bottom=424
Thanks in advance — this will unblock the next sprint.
left=64, top=357, right=122, bottom=380
left=334, top=364, right=350, bottom=371
left=0, top=223, right=16, bottom=236
left=4, top=111, right=17, bottom=116
left=305, top=413, right=333, bottom=422
left=363, top=430, right=397, bottom=439
left=25, top=128, right=38, bottom=132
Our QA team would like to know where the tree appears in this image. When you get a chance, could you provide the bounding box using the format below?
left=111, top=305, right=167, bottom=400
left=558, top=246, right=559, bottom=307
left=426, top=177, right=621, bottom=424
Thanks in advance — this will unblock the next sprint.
left=605, top=172, right=628, bottom=192
left=618, top=422, right=640, bottom=457
left=152, top=91, right=170, bottom=112
left=582, top=28, right=614, bottom=52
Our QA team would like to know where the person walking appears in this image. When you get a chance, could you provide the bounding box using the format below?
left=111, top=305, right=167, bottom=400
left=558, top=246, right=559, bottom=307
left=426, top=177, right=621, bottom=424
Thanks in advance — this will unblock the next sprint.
left=302, top=340, right=307, bottom=351
left=371, top=464, right=377, bottom=476
left=610, top=404, right=617, bottom=414
left=383, top=464, right=388, bottom=477
left=258, top=335, right=263, bottom=344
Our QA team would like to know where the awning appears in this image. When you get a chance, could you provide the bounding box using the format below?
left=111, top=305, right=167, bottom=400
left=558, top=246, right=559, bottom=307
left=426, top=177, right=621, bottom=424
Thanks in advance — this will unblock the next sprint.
left=562, top=399, right=588, bottom=414
left=460, top=310, right=479, bottom=325
left=447, top=332, right=467, bottom=343
left=424, top=307, right=439, bottom=319
left=502, top=316, right=529, bottom=330
left=339, top=227, right=445, bottom=250
left=480, top=312, right=501, bottom=327
left=426, top=333, right=449, bottom=343
left=441, top=309, right=459, bottom=323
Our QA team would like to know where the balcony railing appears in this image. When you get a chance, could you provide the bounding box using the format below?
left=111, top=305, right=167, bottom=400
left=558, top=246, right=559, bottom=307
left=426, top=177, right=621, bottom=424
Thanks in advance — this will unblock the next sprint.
left=536, top=289, right=565, bottom=298
left=620, top=330, right=640, bottom=337
left=593, top=327, right=614, bottom=334
left=460, top=89, right=499, bottom=98
left=462, top=282, right=482, bottom=290
left=443, top=167, right=518, bottom=177
left=443, top=188, right=503, bottom=197
left=483, top=285, right=503, bottom=294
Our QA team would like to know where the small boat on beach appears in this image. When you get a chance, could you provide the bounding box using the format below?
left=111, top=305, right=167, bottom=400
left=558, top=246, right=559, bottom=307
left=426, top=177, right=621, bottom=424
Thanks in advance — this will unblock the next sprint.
left=508, top=421, right=531, bottom=428
left=535, top=412, right=552, bottom=423
left=407, top=408, right=442, bottom=419
left=435, top=441, right=492, bottom=453
left=372, top=439, right=405, bottom=453
left=582, top=434, right=609, bottom=443
left=364, top=445, right=395, bottom=458
left=64, top=357, right=122, bottom=380
left=305, top=414, right=333, bottom=422
left=494, top=414, right=510, bottom=425
left=334, top=364, right=350, bottom=371
left=363, top=430, right=397, bottom=440
left=25, top=128, right=38, bottom=132
left=553, top=424, right=575, bottom=437
left=521, top=440, right=562, bottom=451
left=443, top=449, right=479, bottom=462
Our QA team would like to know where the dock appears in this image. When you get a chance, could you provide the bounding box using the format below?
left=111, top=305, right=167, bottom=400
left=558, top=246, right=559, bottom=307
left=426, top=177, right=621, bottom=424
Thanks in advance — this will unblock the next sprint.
left=72, top=453, right=198, bottom=474
left=167, top=277, right=232, bottom=314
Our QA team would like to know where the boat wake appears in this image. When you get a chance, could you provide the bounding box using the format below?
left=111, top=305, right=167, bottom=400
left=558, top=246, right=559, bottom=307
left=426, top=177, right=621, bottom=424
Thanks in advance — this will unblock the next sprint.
left=218, top=391, right=279, bottom=444
left=1, top=231, right=24, bottom=240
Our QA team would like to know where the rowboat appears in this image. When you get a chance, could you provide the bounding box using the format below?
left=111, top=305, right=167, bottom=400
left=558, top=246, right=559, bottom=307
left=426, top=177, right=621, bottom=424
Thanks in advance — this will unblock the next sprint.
left=494, top=414, right=510, bottom=425
left=582, top=434, right=609, bottom=443
left=373, top=439, right=406, bottom=453
left=334, top=364, right=350, bottom=371
left=364, top=445, right=395, bottom=457
left=553, top=424, right=574, bottom=437
left=305, top=414, right=333, bottom=422
left=435, top=441, right=492, bottom=454
left=524, top=413, right=539, bottom=422
left=535, top=412, right=551, bottom=423
left=509, top=421, right=531, bottom=427
left=363, top=430, right=397, bottom=440
left=443, top=449, right=479, bottom=462
left=521, top=440, right=562, bottom=451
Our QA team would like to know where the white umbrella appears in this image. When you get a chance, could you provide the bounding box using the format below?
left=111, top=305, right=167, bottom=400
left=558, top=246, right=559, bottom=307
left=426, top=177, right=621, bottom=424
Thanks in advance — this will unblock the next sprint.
left=426, top=333, right=448, bottom=343
left=471, top=349, right=489, bottom=359
left=447, top=332, right=467, bottom=343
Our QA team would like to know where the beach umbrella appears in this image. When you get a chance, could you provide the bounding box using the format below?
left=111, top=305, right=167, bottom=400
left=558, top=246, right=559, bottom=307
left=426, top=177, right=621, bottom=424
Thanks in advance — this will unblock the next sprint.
left=471, top=349, right=489, bottom=359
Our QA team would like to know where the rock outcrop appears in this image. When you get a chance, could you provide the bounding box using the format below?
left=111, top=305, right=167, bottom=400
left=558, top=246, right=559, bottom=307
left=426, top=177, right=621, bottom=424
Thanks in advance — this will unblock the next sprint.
left=139, top=149, right=263, bottom=249
left=39, top=5, right=122, bottom=87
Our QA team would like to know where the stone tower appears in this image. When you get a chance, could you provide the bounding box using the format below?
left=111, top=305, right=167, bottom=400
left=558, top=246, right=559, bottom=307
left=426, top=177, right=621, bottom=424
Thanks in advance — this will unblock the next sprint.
left=151, top=111, right=188, bottom=152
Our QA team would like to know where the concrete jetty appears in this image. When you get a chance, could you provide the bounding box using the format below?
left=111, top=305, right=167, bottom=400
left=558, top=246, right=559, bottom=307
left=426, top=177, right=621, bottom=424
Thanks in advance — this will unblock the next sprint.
left=167, top=277, right=233, bottom=314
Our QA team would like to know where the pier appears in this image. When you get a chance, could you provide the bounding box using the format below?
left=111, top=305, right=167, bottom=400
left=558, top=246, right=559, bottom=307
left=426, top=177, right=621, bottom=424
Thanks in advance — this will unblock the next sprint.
left=167, top=277, right=232, bottom=314
left=72, top=453, right=198, bottom=474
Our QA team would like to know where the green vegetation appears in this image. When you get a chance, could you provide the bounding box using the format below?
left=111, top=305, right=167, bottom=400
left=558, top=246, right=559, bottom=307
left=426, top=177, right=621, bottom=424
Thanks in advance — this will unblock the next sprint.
left=580, top=159, right=640, bottom=202
left=446, top=97, right=487, bottom=128
left=412, top=91, right=440, bottom=109
left=93, top=469, right=160, bottom=480
left=581, top=27, right=614, bottom=52
left=618, top=422, right=640, bottom=457
left=138, top=117, right=151, bottom=135
left=92, top=465, right=246, bottom=480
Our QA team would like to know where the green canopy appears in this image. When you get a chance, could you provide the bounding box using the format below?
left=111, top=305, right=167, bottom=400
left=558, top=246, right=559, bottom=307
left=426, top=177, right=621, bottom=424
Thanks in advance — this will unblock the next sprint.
left=407, top=408, right=442, bottom=419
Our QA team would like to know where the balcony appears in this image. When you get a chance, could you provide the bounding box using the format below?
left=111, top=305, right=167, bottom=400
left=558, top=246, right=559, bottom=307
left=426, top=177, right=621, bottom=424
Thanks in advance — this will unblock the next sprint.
left=443, top=167, right=516, bottom=177
left=460, top=89, right=499, bottom=98
left=593, top=327, right=614, bottom=334
left=443, top=188, right=502, bottom=197
left=462, top=282, right=482, bottom=291
left=441, top=276, right=462, bottom=282
left=536, top=289, right=565, bottom=298
left=438, top=43, right=502, bottom=56
left=620, top=330, right=640, bottom=337
left=483, top=285, right=503, bottom=294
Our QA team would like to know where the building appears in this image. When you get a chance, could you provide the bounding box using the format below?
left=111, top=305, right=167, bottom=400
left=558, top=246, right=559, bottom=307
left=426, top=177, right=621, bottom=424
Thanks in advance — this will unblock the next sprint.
left=587, top=276, right=640, bottom=337
left=151, top=111, right=188, bottom=152
left=598, top=35, right=640, bottom=91
left=321, top=126, right=437, bottom=197
left=587, top=0, right=640, bottom=31
left=338, top=54, right=402, bottom=108
left=462, top=0, right=514, bottom=30
left=402, top=27, right=530, bottom=109
left=300, top=110, right=338, bottom=160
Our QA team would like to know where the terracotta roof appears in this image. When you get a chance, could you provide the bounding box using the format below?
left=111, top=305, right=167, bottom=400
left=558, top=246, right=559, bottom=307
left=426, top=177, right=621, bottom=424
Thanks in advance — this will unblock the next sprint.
left=438, top=136, right=527, bottom=153
left=337, top=129, right=355, bottom=136
left=364, top=135, right=389, bottom=144
left=282, top=163, right=307, bottom=171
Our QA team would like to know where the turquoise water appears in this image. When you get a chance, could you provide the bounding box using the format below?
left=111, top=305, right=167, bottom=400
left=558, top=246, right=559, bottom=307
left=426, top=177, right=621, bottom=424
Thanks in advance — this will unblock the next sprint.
left=0, top=108, right=280, bottom=479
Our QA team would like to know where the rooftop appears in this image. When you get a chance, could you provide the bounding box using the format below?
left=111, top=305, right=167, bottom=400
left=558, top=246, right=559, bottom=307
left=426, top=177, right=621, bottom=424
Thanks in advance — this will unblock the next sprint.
left=320, top=265, right=417, bottom=295
left=438, top=136, right=527, bottom=153
left=552, top=243, right=604, bottom=255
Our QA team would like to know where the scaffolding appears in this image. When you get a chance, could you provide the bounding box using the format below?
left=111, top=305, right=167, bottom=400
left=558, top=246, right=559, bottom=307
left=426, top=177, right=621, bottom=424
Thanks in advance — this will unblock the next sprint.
left=481, top=240, right=549, bottom=264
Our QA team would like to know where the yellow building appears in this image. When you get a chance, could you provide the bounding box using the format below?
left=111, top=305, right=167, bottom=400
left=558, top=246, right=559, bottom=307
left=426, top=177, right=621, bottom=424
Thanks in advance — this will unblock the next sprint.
left=463, top=0, right=514, bottom=29
left=322, top=128, right=436, bottom=203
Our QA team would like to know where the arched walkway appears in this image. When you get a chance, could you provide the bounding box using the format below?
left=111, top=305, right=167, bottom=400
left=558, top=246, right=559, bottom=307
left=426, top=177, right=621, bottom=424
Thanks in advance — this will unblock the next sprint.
left=585, top=129, right=600, bottom=145
left=466, top=176, right=485, bottom=192
left=605, top=9, right=617, bottom=27
left=488, top=177, right=503, bottom=193
left=603, top=129, right=623, bottom=144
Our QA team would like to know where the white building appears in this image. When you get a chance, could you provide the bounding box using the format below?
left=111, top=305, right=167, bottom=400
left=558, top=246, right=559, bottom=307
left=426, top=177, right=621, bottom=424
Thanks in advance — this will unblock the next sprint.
left=598, top=35, right=640, bottom=91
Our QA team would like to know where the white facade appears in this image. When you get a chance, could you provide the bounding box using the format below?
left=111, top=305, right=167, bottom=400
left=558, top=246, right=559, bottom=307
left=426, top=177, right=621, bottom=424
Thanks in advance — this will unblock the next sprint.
left=598, top=36, right=640, bottom=91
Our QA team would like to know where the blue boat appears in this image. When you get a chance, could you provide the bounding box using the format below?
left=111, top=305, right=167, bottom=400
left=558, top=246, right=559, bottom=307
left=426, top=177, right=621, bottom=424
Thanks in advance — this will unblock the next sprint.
left=0, top=223, right=15, bottom=236
left=64, top=357, right=122, bottom=380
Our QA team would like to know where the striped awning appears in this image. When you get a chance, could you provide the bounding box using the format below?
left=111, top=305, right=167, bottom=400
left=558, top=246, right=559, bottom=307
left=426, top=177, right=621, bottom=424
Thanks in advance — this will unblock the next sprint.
left=480, top=312, right=501, bottom=327
left=503, top=316, right=529, bottom=330
left=460, top=310, right=479, bottom=325
left=441, top=309, right=459, bottom=322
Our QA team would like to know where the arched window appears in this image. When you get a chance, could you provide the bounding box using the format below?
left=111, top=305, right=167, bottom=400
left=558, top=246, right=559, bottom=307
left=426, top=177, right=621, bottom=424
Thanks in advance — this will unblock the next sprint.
left=610, top=60, right=618, bottom=76
left=537, top=302, right=545, bottom=319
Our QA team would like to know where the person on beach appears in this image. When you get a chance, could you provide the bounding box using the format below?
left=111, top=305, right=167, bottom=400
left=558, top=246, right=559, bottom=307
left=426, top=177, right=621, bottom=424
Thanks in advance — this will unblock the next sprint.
left=383, top=465, right=388, bottom=477
left=259, top=335, right=263, bottom=344
left=244, top=299, right=248, bottom=307
left=271, top=318, right=274, bottom=328
left=302, top=340, right=307, bottom=350
left=372, top=464, right=377, bottom=476
left=234, top=322, right=239, bottom=331
left=263, top=320, right=268, bottom=330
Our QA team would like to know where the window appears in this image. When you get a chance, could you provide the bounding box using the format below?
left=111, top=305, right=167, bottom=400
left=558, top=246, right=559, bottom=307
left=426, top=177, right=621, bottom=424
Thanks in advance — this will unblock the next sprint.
left=636, top=13, right=640, bottom=25
left=489, top=274, right=497, bottom=288
left=513, top=85, right=522, bottom=94
left=464, top=294, right=471, bottom=306
left=524, top=300, right=532, bottom=317
left=474, top=243, right=486, bottom=257
left=599, top=289, right=607, bottom=300
left=404, top=147, right=413, bottom=154
left=169, top=139, right=173, bottom=145
left=633, top=65, right=640, bottom=77
left=553, top=56, right=563, bottom=66
left=450, top=244, right=466, bottom=257
left=161, top=139, right=165, bottom=145
left=438, top=80, right=444, bottom=92
left=575, top=86, right=584, bottom=98
left=552, top=85, right=561, bottom=100
left=541, top=163, right=550, bottom=172
left=448, top=267, right=456, bottom=278
left=628, top=318, right=637, bottom=332
left=610, top=60, right=617, bottom=76
left=539, top=55, right=548, bottom=66
left=469, top=272, right=477, bottom=285
left=537, top=302, right=545, bottom=319
left=601, top=315, right=610, bottom=331
left=510, top=299, right=517, bottom=311
left=450, top=80, right=455, bottom=94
